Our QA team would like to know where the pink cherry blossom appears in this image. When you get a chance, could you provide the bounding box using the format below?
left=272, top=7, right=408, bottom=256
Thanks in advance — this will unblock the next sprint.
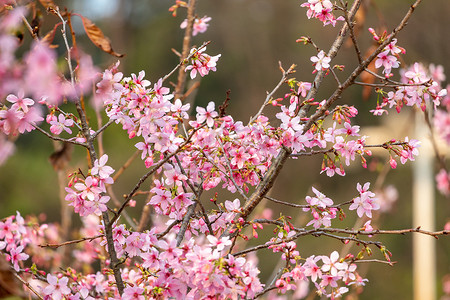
left=91, top=154, right=115, bottom=179
left=310, top=50, right=331, bottom=71
left=436, top=169, right=450, bottom=196
left=43, top=274, right=71, bottom=300
left=49, top=114, right=74, bottom=135
left=306, top=187, right=333, bottom=208
left=6, top=91, right=34, bottom=112
left=123, top=286, right=146, bottom=300
left=131, top=70, right=151, bottom=87
left=321, top=251, right=347, bottom=276
left=6, top=245, right=28, bottom=271
left=196, top=101, right=218, bottom=127
left=375, top=50, right=400, bottom=75
left=349, top=182, right=380, bottom=218
left=181, top=16, right=212, bottom=36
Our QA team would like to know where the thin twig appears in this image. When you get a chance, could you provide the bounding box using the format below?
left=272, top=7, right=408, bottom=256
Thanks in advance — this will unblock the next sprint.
left=109, top=127, right=201, bottom=228
left=112, top=150, right=140, bottom=182
left=423, top=109, right=447, bottom=171
left=14, top=273, right=44, bottom=300
left=337, top=0, right=363, bottom=63
left=265, top=196, right=308, bottom=208
left=39, top=234, right=104, bottom=249
left=162, top=41, right=210, bottom=85
left=330, top=66, right=343, bottom=88
left=249, top=62, right=296, bottom=125
left=33, top=125, right=88, bottom=147
left=174, top=0, right=197, bottom=100
left=13, top=0, right=39, bottom=41
left=157, top=219, right=182, bottom=239
left=353, top=259, right=396, bottom=266
left=92, top=119, right=115, bottom=140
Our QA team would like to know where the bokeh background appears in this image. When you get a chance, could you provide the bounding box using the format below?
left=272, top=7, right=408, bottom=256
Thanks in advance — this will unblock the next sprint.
left=1, top=0, right=450, bottom=299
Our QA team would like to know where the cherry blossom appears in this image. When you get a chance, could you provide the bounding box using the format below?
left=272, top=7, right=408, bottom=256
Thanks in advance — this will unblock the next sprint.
left=196, top=101, right=218, bottom=127
left=6, top=245, right=28, bottom=271
left=91, top=154, right=115, bottom=180
left=310, top=50, right=331, bottom=71
left=6, top=91, right=34, bottom=112
left=43, top=274, right=71, bottom=300
left=0, top=2, right=448, bottom=300
left=375, top=50, right=400, bottom=75
left=185, top=47, right=221, bottom=79
left=321, top=251, right=347, bottom=276
left=180, top=16, right=212, bottom=36
left=349, top=182, right=380, bottom=218
left=49, top=114, right=74, bottom=135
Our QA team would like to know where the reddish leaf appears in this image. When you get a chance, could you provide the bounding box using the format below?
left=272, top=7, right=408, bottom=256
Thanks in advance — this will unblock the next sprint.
left=38, top=0, right=57, bottom=10
left=41, top=23, right=61, bottom=47
left=78, top=14, right=124, bottom=58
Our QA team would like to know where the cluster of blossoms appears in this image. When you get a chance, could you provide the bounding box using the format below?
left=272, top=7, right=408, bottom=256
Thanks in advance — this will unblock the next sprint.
left=1, top=212, right=264, bottom=299
left=180, top=15, right=211, bottom=36
left=303, top=187, right=337, bottom=228
left=0, top=91, right=43, bottom=136
left=101, top=230, right=263, bottom=299
left=263, top=184, right=378, bottom=298
left=433, top=79, right=450, bottom=196
left=301, top=0, right=344, bottom=26
left=301, top=183, right=380, bottom=230
left=185, top=47, right=221, bottom=79
left=0, top=5, right=98, bottom=163
left=373, top=37, right=405, bottom=77
left=371, top=62, right=447, bottom=115
left=0, top=212, right=62, bottom=273
left=0, top=212, right=29, bottom=272
left=0, top=1, right=449, bottom=299
left=266, top=230, right=368, bottom=298
left=65, top=155, right=114, bottom=217
left=349, top=182, right=380, bottom=218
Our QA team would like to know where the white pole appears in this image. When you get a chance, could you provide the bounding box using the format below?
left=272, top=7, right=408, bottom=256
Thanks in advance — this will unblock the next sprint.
left=413, top=110, right=436, bottom=300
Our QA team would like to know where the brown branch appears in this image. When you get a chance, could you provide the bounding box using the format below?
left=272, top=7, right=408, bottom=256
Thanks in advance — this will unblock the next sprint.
left=13, top=273, right=44, bottom=300
left=55, top=8, right=125, bottom=294
left=337, top=0, right=363, bottom=63
left=304, top=0, right=424, bottom=132
left=109, top=127, right=202, bottom=228
left=232, top=219, right=449, bottom=257
left=222, top=0, right=364, bottom=239
left=176, top=201, right=197, bottom=246
left=157, top=220, right=182, bottom=239
left=112, top=150, right=140, bottom=182
left=33, top=125, right=88, bottom=147
left=39, top=234, right=103, bottom=249
left=174, top=0, right=197, bottom=100
left=91, top=119, right=115, bottom=140
left=423, top=109, right=448, bottom=172
left=353, top=259, right=396, bottom=266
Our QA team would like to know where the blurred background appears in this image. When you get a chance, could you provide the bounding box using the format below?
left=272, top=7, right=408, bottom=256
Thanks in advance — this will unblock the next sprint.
left=1, top=0, right=450, bottom=299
